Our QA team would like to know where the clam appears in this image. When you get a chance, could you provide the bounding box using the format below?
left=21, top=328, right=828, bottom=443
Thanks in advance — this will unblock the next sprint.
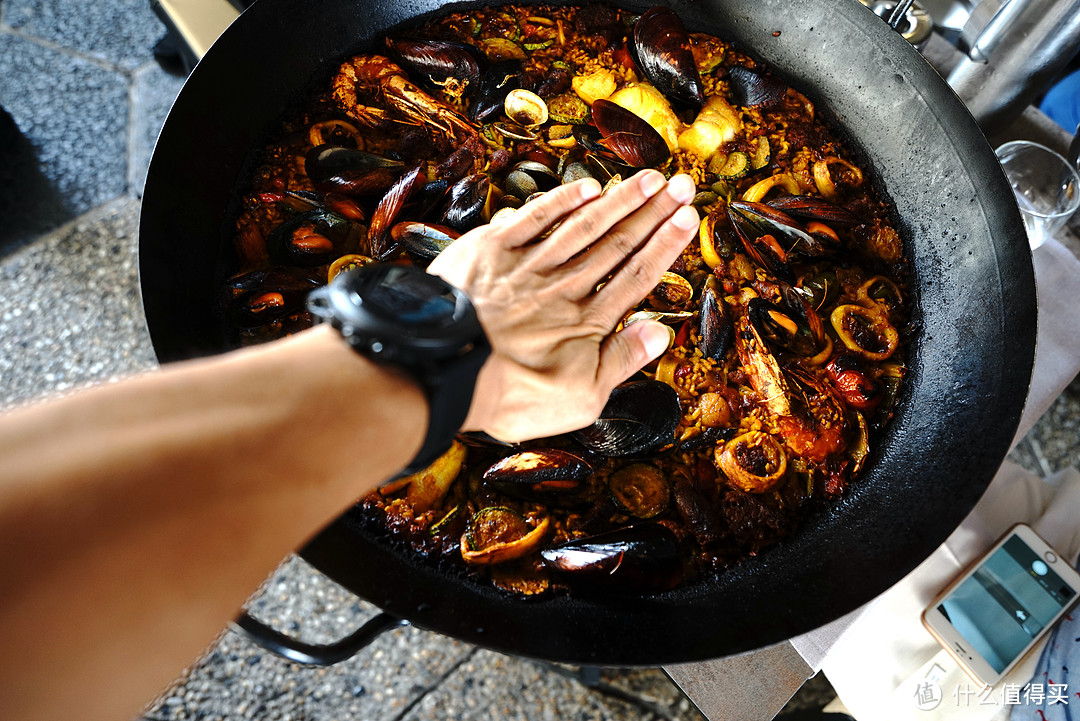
left=492, top=121, right=540, bottom=142
left=572, top=380, right=680, bottom=457
left=561, top=161, right=594, bottom=184
left=647, top=271, right=694, bottom=309
left=631, top=7, right=704, bottom=110
left=504, top=169, right=538, bottom=200
left=504, top=88, right=549, bottom=127
left=540, top=524, right=683, bottom=594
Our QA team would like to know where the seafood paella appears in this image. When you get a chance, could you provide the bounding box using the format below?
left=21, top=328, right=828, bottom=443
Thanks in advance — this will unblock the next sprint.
left=224, top=3, right=910, bottom=597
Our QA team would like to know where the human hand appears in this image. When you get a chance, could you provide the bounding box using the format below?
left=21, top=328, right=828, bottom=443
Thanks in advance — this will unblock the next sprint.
left=427, top=169, right=699, bottom=443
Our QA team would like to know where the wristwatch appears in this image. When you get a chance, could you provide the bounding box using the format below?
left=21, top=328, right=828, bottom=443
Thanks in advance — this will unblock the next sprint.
left=307, top=263, right=491, bottom=476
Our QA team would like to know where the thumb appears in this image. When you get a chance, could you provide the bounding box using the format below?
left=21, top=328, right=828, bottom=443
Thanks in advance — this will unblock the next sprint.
left=597, top=320, right=672, bottom=388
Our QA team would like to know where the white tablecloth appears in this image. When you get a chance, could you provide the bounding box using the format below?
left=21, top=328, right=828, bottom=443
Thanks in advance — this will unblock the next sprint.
left=788, top=236, right=1080, bottom=719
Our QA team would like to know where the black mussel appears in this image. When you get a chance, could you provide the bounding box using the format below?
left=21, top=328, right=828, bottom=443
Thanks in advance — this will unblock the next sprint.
left=266, top=210, right=357, bottom=267
left=223, top=267, right=320, bottom=329
left=728, top=201, right=825, bottom=258
left=386, top=37, right=485, bottom=99
left=391, top=221, right=460, bottom=260
left=440, top=173, right=490, bottom=232
left=727, top=66, right=787, bottom=109
left=540, top=524, right=683, bottom=594
left=368, top=165, right=426, bottom=259
left=764, top=194, right=862, bottom=226
left=305, top=145, right=404, bottom=194
left=591, top=99, right=670, bottom=169
left=471, top=60, right=523, bottom=122
left=631, top=7, right=704, bottom=110
left=747, top=292, right=826, bottom=358
left=699, top=275, right=733, bottom=361
left=482, top=449, right=594, bottom=503
left=409, top=178, right=450, bottom=221
left=572, top=380, right=680, bottom=457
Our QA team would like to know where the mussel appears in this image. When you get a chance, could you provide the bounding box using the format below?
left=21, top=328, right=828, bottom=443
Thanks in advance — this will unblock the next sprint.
left=266, top=210, right=359, bottom=267
left=540, top=524, right=683, bottom=594
left=699, top=275, right=732, bottom=361
left=572, top=380, right=680, bottom=457
left=305, top=145, right=405, bottom=195
left=482, top=449, right=594, bottom=503
left=591, top=99, right=670, bottom=169
left=630, top=7, right=704, bottom=110
left=747, top=292, right=826, bottom=359
left=368, top=165, right=426, bottom=258
left=727, top=66, right=787, bottom=109
left=391, top=221, right=460, bottom=259
left=386, top=37, right=485, bottom=99
left=440, top=173, right=490, bottom=232
left=470, top=60, right=523, bottom=122
left=223, top=267, right=321, bottom=329
left=764, top=194, right=862, bottom=226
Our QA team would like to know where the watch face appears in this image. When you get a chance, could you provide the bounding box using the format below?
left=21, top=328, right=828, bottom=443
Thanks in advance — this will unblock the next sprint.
left=360, top=265, right=460, bottom=328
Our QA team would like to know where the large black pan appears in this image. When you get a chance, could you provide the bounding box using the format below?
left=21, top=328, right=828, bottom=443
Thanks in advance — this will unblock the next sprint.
left=139, top=0, right=1036, bottom=664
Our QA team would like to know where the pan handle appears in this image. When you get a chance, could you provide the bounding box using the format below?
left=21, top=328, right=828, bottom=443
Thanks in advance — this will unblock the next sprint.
left=231, top=610, right=409, bottom=666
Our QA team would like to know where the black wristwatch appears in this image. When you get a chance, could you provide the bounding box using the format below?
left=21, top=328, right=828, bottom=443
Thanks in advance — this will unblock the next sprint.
left=307, top=263, right=490, bottom=476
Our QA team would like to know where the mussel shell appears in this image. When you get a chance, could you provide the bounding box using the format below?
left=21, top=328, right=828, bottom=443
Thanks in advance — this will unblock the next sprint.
left=440, top=173, right=490, bottom=232
left=470, top=60, right=523, bottom=122
left=223, top=267, right=321, bottom=329
left=727, top=66, right=787, bottom=109
left=265, top=210, right=350, bottom=267
left=482, top=449, right=594, bottom=503
left=390, top=221, right=460, bottom=259
left=305, top=145, right=404, bottom=188
left=540, top=524, right=683, bottom=595
left=699, top=276, right=732, bottom=361
left=386, top=37, right=485, bottom=98
left=572, top=380, right=680, bottom=456
left=368, top=165, right=425, bottom=259
left=764, top=194, right=862, bottom=226
left=631, top=7, right=704, bottom=110
left=591, top=99, right=670, bottom=169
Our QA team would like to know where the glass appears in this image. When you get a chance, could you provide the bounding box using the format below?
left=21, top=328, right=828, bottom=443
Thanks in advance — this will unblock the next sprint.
left=995, top=140, right=1080, bottom=249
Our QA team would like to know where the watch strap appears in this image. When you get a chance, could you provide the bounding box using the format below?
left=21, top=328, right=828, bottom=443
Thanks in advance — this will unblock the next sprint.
left=398, top=334, right=490, bottom=476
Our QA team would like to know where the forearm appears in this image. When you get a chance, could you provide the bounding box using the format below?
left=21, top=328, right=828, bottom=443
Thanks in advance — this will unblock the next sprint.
left=0, top=325, right=425, bottom=721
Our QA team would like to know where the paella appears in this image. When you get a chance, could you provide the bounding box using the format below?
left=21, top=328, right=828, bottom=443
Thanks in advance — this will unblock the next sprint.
left=223, top=3, right=910, bottom=597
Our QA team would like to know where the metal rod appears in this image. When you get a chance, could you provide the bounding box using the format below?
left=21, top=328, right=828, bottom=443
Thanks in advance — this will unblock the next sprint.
left=887, top=0, right=916, bottom=30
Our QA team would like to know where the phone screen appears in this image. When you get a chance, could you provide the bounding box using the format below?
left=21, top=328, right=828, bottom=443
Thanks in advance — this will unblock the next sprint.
left=936, top=536, right=1077, bottom=674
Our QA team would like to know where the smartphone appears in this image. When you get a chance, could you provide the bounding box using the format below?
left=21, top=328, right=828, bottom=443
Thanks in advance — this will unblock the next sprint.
left=921, top=523, right=1080, bottom=687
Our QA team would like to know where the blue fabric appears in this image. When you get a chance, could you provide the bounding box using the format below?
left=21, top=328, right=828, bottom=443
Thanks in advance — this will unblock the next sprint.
left=1010, top=558, right=1080, bottom=719
left=1040, top=68, right=1080, bottom=133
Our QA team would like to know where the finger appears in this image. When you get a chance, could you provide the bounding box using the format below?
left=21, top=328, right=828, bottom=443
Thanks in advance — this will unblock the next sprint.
left=489, top=177, right=602, bottom=248
left=591, top=203, right=699, bottom=322
left=522, top=169, right=669, bottom=269
left=595, top=320, right=673, bottom=389
left=558, top=174, right=696, bottom=292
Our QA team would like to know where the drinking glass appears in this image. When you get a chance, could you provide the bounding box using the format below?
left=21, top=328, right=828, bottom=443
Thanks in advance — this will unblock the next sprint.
left=995, top=140, right=1080, bottom=249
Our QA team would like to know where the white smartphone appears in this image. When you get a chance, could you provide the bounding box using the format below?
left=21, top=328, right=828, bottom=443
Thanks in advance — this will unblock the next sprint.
left=921, top=523, right=1080, bottom=687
